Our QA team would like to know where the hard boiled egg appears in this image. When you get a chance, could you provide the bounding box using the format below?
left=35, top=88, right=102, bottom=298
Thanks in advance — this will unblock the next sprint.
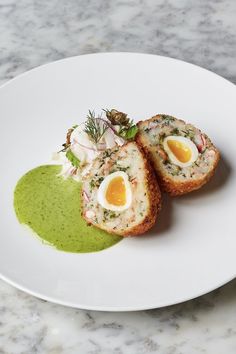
left=97, top=171, right=132, bottom=211
left=163, top=135, right=199, bottom=168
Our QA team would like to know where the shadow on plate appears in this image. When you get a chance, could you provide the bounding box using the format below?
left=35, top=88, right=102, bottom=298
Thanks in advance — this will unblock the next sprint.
left=147, top=193, right=174, bottom=237
left=176, top=154, right=232, bottom=201
left=144, top=154, right=231, bottom=238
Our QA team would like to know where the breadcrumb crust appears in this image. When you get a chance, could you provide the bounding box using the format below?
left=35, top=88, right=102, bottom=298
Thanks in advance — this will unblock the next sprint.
left=136, top=115, right=220, bottom=196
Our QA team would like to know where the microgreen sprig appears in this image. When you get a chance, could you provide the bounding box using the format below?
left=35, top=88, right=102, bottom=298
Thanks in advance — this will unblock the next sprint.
left=84, top=110, right=109, bottom=144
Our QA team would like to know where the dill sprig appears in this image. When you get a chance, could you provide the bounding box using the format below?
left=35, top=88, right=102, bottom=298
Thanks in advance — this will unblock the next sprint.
left=84, top=110, right=109, bottom=144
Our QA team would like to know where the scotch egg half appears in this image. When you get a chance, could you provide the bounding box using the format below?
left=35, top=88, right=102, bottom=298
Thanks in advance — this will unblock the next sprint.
left=163, top=135, right=199, bottom=168
left=97, top=171, right=132, bottom=211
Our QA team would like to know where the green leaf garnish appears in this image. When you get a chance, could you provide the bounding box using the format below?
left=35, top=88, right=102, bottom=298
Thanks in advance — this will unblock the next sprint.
left=171, top=128, right=179, bottom=135
left=66, top=149, right=80, bottom=168
left=122, top=125, right=139, bottom=139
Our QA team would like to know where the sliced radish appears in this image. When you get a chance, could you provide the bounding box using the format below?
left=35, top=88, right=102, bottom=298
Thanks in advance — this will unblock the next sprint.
left=83, top=190, right=90, bottom=202
left=194, top=133, right=206, bottom=153
left=85, top=210, right=95, bottom=219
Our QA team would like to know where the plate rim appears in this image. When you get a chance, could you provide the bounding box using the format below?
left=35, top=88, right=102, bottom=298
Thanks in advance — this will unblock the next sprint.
left=1, top=271, right=235, bottom=311
left=0, top=51, right=235, bottom=311
left=0, top=51, right=235, bottom=92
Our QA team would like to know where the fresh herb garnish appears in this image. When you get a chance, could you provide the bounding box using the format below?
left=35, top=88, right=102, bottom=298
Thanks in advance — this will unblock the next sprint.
left=102, top=150, right=114, bottom=159
left=103, top=209, right=118, bottom=222
left=164, top=115, right=175, bottom=122
left=89, top=179, right=96, bottom=189
left=187, top=129, right=195, bottom=139
left=89, top=176, right=104, bottom=189
left=162, top=115, right=175, bottom=126
left=114, top=166, right=129, bottom=173
left=171, top=170, right=180, bottom=176
left=159, top=132, right=167, bottom=143
left=84, top=110, right=109, bottom=144
left=97, top=176, right=104, bottom=185
left=170, top=165, right=181, bottom=176
left=103, top=108, right=138, bottom=140
left=120, top=125, right=139, bottom=140
left=171, top=128, right=179, bottom=135
left=181, top=129, right=195, bottom=139
left=66, top=149, right=80, bottom=168
left=144, top=127, right=151, bottom=133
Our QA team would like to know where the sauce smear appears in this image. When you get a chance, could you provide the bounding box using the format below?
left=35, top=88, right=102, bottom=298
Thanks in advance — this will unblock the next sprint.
left=14, top=165, right=121, bottom=253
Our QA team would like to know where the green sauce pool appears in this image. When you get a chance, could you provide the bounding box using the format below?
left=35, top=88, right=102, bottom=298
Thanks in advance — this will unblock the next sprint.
left=14, top=165, right=122, bottom=253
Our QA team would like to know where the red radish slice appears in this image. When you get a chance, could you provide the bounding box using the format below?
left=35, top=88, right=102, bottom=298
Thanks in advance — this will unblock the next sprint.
left=85, top=210, right=95, bottom=219
left=194, top=133, right=206, bottom=153
left=83, top=190, right=90, bottom=202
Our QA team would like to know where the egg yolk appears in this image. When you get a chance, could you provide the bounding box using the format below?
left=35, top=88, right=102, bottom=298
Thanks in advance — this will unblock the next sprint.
left=105, top=177, right=126, bottom=206
left=167, top=140, right=192, bottom=163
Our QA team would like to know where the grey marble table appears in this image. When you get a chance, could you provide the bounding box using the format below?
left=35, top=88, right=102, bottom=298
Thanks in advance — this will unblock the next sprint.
left=0, top=0, right=236, bottom=353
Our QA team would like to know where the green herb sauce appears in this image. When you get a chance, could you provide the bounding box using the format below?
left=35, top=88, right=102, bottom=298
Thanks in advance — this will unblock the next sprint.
left=14, top=165, right=121, bottom=253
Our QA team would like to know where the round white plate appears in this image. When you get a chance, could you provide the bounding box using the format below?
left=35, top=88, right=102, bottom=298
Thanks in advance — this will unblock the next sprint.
left=0, top=53, right=235, bottom=311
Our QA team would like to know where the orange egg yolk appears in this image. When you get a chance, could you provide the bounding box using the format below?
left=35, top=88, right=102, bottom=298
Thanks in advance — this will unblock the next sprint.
left=105, top=176, right=126, bottom=206
left=167, top=140, right=192, bottom=163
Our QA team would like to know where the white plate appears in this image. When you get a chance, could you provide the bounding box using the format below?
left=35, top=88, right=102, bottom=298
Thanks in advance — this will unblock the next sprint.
left=0, top=53, right=235, bottom=311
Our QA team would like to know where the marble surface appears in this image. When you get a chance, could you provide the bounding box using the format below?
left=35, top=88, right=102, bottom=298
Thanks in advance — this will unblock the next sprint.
left=0, top=0, right=236, bottom=352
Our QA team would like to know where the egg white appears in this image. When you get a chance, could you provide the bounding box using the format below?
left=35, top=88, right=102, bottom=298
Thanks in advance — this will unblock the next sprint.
left=163, top=135, right=199, bottom=168
left=97, top=171, right=132, bottom=212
